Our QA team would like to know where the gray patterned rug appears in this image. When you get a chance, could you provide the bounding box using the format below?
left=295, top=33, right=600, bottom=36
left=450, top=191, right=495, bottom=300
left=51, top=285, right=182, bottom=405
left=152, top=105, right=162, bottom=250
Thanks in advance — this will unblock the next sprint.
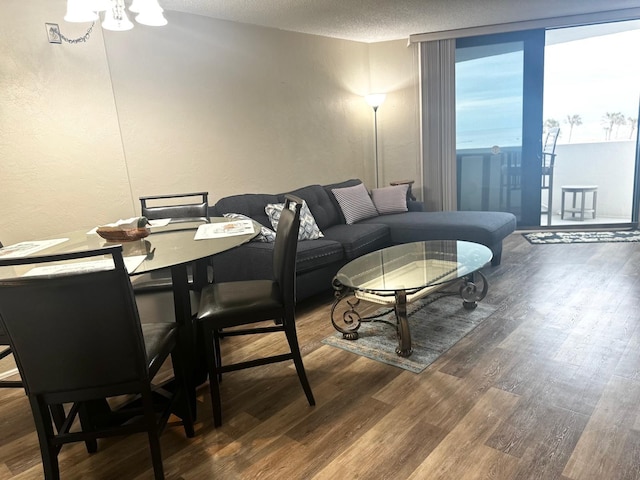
left=523, top=230, right=640, bottom=244
left=321, top=296, right=496, bottom=373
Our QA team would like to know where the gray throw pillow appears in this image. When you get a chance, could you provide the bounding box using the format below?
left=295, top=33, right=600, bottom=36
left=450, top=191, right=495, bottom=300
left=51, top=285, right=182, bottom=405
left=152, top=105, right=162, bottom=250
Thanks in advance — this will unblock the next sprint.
left=223, top=213, right=276, bottom=242
left=265, top=200, right=324, bottom=240
left=371, top=184, right=409, bottom=215
left=331, top=183, right=378, bottom=224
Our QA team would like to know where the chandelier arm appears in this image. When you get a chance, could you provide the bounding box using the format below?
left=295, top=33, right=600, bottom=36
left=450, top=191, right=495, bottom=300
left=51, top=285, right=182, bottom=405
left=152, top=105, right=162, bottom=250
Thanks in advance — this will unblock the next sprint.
left=59, top=22, right=96, bottom=44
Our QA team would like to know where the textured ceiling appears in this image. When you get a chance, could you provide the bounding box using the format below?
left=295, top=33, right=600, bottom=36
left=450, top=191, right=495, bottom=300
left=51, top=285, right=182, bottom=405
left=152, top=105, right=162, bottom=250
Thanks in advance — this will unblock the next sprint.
left=160, top=0, right=640, bottom=43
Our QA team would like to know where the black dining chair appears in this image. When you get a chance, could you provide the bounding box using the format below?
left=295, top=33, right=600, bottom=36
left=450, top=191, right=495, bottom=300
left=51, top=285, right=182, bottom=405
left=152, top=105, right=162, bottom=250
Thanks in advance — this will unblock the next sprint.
left=140, top=192, right=210, bottom=224
left=0, top=246, right=194, bottom=480
left=197, top=194, right=315, bottom=427
left=541, top=127, right=560, bottom=225
left=0, top=240, right=21, bottom=389
left=133, top=192, right=210, bottom=293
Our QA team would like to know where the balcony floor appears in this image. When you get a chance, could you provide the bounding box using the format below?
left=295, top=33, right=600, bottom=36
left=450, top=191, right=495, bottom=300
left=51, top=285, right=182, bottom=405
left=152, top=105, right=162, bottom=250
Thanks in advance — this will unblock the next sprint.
left=541, top=213, right=631, bottom=228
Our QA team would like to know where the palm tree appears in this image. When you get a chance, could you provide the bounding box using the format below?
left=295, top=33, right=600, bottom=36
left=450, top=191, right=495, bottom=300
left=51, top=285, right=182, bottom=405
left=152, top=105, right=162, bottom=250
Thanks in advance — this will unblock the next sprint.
left=544, top=118, right=559, bottom=135
left=614, top=113, right=626, bottom=139
left=628, top=117, right=638, bottom=140
left=564, top=114, right=582, bottom=143
left=603, top=112, right=626, bottom=140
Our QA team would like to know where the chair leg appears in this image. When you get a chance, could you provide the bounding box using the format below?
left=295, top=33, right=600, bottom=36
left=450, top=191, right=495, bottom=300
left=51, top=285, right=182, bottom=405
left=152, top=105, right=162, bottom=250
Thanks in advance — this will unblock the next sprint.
left=548, top=171, right=554, bottom=226
left=142, top=392, right=165, bottom=480
left=49, top=404, right=66, bottom=431
left=214, top=333, right=222, bottom=383
left=29, top=396, right=61, bottom=480
left=78, top=403, right=98, bottom=454
left=0, top=347, right=22, bottom=389
left=49, top=404, right=96, bottom=456
left=283, top=320, right=315, bottom=407
left=202, top=326, right=223, bottom=427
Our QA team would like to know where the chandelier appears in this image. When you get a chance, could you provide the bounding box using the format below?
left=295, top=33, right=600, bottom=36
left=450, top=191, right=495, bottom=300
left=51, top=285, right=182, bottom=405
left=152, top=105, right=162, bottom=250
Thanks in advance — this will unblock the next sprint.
left=47, top=0, right=167, bottom=44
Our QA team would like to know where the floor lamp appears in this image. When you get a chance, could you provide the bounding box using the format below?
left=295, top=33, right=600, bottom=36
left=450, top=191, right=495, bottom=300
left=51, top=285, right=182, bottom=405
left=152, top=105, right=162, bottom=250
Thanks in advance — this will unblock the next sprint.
left=365, top=93, right=386, bottom=188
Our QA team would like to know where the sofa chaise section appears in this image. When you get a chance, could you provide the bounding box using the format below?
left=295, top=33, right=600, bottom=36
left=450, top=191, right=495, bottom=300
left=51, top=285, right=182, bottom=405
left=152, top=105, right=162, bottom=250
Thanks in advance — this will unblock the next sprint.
left=359, top=210, right=516, bottom=266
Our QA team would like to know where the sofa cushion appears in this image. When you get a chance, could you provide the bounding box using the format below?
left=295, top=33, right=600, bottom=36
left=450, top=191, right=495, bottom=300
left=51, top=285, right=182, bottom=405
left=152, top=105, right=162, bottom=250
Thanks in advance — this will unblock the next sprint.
left=296, top=239, right=345, bottom=274
left=322, top=223, right=390, bottom=260
left=331, top=183, right=379, bottom=224
left=210, top=238, right=344, bottom=281
left=213, top=193, right=280, bottom=230
left=265, top=200, right=324, bottom=240
left=371, top=184, right=409, bottom=215
left=283, top=185, right=341, bottom=231
left=360, top=211, right=516, bottom=247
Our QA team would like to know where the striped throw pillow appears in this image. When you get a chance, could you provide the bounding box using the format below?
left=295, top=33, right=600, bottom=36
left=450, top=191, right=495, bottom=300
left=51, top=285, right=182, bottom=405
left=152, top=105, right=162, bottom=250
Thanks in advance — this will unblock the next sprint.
left=371, top=184, right=409, bottom=215
left=331, top=183, right=378, bottom=224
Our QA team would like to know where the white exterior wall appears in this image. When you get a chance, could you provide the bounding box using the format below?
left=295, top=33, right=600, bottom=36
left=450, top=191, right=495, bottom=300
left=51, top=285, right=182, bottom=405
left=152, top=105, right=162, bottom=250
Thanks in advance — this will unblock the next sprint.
left=552, top=141, right=636, bottom=219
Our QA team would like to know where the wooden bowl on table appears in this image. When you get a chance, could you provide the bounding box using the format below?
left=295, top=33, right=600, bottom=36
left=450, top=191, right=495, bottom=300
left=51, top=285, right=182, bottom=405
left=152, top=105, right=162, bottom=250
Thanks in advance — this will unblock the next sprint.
left=96, top=226, right=150, bottom=242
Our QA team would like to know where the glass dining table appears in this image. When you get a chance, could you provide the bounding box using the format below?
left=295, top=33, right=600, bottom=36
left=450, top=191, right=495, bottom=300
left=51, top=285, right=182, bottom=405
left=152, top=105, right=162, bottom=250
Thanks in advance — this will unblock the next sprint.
left=0, top=219, right=258, bottom=412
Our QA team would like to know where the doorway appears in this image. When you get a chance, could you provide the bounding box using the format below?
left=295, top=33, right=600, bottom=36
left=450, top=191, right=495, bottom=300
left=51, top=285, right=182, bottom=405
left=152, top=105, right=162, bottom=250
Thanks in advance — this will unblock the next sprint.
left=454, top=21, right=640, bottom=229
left=542, top=21, right=640, bottom=227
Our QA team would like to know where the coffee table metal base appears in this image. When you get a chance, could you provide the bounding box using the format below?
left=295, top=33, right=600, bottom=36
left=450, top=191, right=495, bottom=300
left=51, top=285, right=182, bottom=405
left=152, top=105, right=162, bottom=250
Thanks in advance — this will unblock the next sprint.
left=331, top=272, right=488, bottom=358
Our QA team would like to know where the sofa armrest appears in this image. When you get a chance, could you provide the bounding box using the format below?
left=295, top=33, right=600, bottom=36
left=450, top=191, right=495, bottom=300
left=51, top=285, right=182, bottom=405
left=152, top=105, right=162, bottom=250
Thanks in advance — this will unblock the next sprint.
left=407, top=200, right=424, bottom=212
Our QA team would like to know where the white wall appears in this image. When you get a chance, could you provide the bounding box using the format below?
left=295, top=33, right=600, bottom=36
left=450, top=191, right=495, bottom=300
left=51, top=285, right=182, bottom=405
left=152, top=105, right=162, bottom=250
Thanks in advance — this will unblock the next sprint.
left=1, top=1, right=132, bottom=245
left=368, top=40, right=421, bottom=192
left=552, top=141, right=636, bottom=218
left=0, top=2, right=420, bottom=245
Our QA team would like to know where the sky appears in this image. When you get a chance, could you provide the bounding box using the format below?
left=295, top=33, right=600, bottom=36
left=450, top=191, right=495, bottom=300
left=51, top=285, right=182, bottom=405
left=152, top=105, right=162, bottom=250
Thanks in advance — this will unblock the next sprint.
left=543, top=27, right=640, bottom=144
left=455, top=21, right=640, bottom=149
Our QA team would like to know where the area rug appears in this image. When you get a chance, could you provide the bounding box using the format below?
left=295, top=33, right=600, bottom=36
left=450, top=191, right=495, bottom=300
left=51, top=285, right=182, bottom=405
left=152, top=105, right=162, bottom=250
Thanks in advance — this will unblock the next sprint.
left=523, top=230, right=640, bottom=244
left=321, top=296, right=497, bottom=373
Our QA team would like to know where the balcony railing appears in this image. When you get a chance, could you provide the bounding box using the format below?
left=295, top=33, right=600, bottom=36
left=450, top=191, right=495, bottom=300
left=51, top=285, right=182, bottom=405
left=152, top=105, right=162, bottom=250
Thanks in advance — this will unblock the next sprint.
left=457, top=140, right=636, bottom=225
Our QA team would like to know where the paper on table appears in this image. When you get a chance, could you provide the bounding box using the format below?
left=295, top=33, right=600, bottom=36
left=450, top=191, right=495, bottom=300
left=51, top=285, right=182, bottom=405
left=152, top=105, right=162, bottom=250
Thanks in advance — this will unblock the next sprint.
left=123, top=255, right=147, bottom=273
left=23, top=255, right=147, bottom=277
left=194, top=220, right=255, bottom=240
left=0, top=239, right=69, bottom=258
left=148, top=218, right=172, bottom=227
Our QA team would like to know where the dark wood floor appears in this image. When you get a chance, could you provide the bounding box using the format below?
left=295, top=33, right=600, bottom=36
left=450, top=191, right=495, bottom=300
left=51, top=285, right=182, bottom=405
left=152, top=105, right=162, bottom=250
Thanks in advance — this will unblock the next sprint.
left=3, top=232, right=640, bottom=479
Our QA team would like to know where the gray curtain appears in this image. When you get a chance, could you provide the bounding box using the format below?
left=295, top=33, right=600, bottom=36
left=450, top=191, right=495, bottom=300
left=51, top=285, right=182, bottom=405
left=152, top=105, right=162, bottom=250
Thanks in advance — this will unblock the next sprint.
left=420, top=39, right=457, bottom=211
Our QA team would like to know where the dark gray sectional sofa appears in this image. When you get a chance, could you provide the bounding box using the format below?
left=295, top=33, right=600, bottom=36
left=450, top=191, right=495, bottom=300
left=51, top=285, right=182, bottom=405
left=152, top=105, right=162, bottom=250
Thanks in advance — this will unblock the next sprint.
left=209, top=179, right=516, bottom=301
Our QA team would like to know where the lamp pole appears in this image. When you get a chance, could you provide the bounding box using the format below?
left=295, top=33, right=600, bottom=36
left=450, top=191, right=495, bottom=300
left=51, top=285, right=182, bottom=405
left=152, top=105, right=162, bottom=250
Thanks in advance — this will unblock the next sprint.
left=365, top=93, right=386, bottom=188
left=372, top=105, right=380, bottom=188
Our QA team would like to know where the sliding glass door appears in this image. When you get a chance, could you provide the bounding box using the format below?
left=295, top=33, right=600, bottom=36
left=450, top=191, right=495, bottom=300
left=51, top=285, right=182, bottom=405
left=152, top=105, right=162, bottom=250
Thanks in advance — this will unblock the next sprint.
left=542, top=21, right=640, bottom=227
left=455, top=30, right=544, bottom=226
left=454, top=22, right=640, bottom=228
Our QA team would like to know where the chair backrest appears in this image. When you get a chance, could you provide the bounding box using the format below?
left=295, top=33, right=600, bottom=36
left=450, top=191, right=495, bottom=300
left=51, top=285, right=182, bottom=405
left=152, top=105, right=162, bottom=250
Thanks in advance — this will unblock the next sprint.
left=542, top=127, right=560, bottom=167
left=0, top=246, right=149, bottom=400
left=140, top=192, right=210, bottom=223
left=272, top=194, right=302, bottom=310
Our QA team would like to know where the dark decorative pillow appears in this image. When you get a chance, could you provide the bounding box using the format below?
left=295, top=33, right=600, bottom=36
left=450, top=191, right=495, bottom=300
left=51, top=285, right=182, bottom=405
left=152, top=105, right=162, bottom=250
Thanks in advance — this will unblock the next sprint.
left=371, top=184, right=409, bottom=215
left=265, top=200, right=324, bottom=240
left=223, top=213, right=276, bottom=243
left=331, top=183, right=378, bottom=224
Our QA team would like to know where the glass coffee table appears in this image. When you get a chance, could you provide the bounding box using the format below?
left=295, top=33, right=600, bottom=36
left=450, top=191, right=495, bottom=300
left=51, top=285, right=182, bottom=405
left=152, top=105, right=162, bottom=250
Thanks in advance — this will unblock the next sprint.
left=331, top=240, right=493, bottom=357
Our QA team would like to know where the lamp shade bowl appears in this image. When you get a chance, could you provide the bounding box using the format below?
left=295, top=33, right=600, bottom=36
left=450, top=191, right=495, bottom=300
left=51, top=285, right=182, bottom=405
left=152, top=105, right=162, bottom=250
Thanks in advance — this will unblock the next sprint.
left=365, top=93, right=387, bottom=109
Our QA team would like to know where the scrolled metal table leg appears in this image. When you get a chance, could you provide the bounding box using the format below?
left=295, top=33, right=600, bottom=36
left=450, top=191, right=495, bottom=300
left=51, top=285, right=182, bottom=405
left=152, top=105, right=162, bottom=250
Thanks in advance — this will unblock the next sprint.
left=394, top=290, right=412, bottom=357
left=331, top=278, right=362, bottom=340
left=459, top=271, right=489, bottom=310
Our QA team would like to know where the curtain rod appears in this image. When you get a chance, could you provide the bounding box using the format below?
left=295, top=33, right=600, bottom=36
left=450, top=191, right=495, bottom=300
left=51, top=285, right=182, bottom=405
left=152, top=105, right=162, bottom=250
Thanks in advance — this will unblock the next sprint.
left=408, top=7, right=640, bottom=43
